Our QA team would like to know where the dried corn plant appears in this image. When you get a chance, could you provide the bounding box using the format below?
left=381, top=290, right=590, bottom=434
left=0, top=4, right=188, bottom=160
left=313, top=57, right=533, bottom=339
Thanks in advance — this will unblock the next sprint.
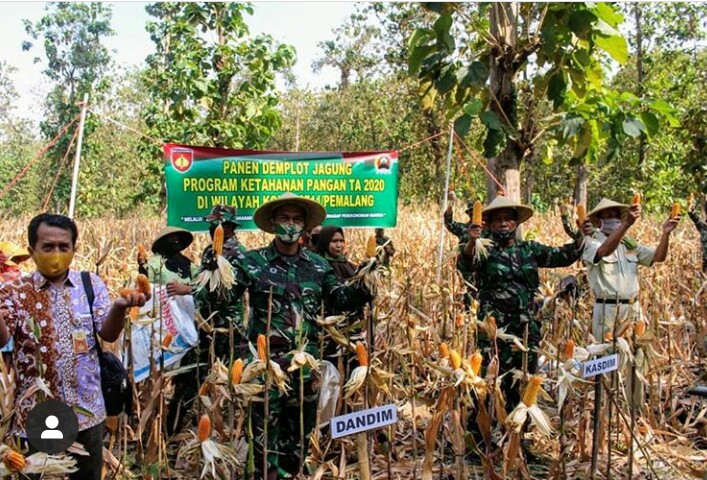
left=0, top=204, right=704, bottom=479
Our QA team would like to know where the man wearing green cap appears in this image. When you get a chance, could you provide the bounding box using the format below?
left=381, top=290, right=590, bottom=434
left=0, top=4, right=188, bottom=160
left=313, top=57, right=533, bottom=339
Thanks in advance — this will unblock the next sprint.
left=581, top=198, right=678, bottom=408
left=457, top=196, right=584, bottom=407
left=205, top=193, right=373, bottom=480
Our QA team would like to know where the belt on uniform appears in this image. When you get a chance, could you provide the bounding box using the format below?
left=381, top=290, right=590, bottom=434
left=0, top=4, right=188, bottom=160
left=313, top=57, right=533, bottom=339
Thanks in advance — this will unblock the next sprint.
left=595, top=297, right=637, bottom=305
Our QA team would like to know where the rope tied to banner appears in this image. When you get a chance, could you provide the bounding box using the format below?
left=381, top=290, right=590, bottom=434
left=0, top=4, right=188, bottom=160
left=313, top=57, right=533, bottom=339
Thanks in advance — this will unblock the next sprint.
left=0, top=114, right=81, bottom=202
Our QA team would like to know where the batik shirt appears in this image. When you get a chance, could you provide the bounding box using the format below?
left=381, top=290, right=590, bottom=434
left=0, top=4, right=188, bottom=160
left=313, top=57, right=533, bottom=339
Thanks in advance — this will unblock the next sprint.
left=227, top=242, right=371, bottom=360
left=0, top=271, right=110, bottom=433
left=688, top=210, right=707, bottom=272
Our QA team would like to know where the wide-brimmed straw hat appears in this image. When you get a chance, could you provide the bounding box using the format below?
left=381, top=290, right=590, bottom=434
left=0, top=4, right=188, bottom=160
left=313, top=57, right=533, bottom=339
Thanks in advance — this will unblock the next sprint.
left=482, top=196, right=534, bottom=224
left=151, top=226, right=194, bottom=254
left=0, top=241, right=30, bottom=266
left=587, top=198, right=629, bottom=221
left=253, top=192, right=326, bottom=233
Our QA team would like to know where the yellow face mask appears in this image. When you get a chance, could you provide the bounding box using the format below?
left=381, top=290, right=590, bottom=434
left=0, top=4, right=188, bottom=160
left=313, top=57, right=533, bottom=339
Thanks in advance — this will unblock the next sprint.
left=31, top=251, right=74, bottom=279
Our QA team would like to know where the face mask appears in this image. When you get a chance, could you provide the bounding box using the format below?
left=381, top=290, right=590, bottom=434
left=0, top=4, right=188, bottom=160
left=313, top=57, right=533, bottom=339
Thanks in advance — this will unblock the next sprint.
left=275, top=223, right=304, bottom=244
left=491, top=230, right=515, bottom=246
left=31, top=251, right=74, bottom=279
left=600, top=218, right=622, bottom=234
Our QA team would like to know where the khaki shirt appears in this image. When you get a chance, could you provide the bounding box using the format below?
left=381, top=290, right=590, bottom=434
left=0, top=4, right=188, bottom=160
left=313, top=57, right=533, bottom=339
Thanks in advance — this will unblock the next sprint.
left=582, top=232, right=655, bottom=300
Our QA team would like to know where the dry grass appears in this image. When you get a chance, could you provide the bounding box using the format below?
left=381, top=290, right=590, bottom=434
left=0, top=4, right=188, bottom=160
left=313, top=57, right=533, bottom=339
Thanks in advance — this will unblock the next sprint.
left=0, top=203, right=705, bottom=479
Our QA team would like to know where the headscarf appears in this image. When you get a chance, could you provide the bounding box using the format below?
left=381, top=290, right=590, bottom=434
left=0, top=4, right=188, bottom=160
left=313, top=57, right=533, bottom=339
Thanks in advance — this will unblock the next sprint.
left=316, top=226, right=356, bottom=281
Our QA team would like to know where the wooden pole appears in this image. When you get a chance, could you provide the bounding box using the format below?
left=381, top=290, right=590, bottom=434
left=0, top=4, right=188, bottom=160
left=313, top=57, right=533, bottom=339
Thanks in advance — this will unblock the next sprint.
left=435, top=125, right=455, bottom=284
left=68, top=93, right=89, bottom=218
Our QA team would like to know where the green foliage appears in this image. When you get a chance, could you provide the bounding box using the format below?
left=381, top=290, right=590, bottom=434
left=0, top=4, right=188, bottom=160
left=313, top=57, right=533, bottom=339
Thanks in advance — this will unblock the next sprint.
left=22, top=2, right=114, bottom=212
left=138, top=2, right=296, bottom=209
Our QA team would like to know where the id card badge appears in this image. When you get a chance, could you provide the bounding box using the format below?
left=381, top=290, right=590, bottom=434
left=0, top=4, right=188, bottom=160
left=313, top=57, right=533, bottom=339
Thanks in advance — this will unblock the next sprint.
left=72, top=330, right=89, bottom=354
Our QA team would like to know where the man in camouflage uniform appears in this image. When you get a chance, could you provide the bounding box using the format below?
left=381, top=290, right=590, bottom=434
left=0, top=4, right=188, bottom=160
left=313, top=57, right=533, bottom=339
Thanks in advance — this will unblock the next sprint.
left=457, top=196, right=583, bottom=408
left=221, top=193, right=373, bottom=480
left=166, top=205, right=247, bottom=435
left=444, top=190, right=474, bottom=244
left=688, top=196, right=707, bottom=274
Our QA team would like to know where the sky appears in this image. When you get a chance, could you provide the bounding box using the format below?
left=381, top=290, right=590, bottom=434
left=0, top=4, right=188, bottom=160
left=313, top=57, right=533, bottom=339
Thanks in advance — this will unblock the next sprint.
left=0, top=2, right=357, bottom=124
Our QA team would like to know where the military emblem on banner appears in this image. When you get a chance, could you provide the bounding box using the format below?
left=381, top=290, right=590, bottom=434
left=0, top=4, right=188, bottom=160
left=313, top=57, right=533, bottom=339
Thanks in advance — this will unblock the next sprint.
left=374, top=155, right=391, bottom=170
left=171, top=148, right=194, bottom=173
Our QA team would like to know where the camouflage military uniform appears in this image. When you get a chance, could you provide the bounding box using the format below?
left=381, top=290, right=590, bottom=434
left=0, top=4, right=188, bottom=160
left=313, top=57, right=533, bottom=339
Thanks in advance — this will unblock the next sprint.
left=457, top=240, right=581, bottom=407
left=688, top=208, right=707, bottom=272
left=229, top=241, right=371, bottom=479
left=444, top=210, right=470, bottom=244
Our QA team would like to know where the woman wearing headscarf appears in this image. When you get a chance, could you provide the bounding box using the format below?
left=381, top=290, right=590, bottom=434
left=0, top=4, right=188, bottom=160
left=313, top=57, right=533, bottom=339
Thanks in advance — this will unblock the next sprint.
left=316, top=226, right=364, bottom=364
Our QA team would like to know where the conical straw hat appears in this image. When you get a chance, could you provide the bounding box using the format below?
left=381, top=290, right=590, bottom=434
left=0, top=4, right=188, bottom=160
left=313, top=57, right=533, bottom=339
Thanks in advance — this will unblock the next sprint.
left=253, top=192, right=326, bottom=233
left=587, top=198, right=629, bottom=221
left=482, top=196, right=534, bottom=224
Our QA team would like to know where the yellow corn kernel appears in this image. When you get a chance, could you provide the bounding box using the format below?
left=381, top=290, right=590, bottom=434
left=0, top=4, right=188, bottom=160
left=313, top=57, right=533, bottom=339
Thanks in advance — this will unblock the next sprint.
left=197, top=414, right=211, bottom=441
left=632, top=193, right=641, bottom=206
left=576, top=204, right=586, bottom=224
left=356, top=342, right=369, bottom=367
left=2, top=450, right=26, bottom=472
left=439, top=342, right=450, bottom=359
left=365, top=235, right=377, bottom=258
left=563, top=339, right=575, bottom=360
left=449, top=350, right=462, bottom=369
left=635, top=320, right=646, bottom=337
left=522, top=375, right=544, bottom=406
left=257, top=334, right=267, bottom=362
left=136, top=274, right=151, bottom=295
left=161, top=333, right=173, bottom=348
left=671, top=202, right=680, bottom=219
left=231, top=359, right=243, bottom=385
left=469, top=352, right=483, bottom=376
left=472, top=200, right=483, bottom=225
left=213, top=224, right=224, bottom=256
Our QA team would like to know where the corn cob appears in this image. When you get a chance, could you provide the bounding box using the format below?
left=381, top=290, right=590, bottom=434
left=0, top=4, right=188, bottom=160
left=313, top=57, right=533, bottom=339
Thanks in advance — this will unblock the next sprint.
left=136, top=274, right=151, bottom=295
left=439, top=342, right=450, bottom=359
left=455, top=313, right=464, bottom=328
left=604, top=331, right=614, bottom=342
left=2, top=451, right=26, bottom=472
left=449, top=349, right=462, bottom=369
left=521, top=376, right=544, bottom=406
left=563, top=339, right=575, bottom=359
left=197, top=414, right=211, bottom=441
left=213, top=224, right=224, bottom=256
left=199, top=382, right=211, bottom=396
left=635, top=320, right=646, bottom=337
left=472, top=200, right=483, bottom=225
left=469, top=352, right=483, bottom=376
left=257, top=334, right=267, bottom=362
left=137, top=243, right=147, bottom=263
left=576, top=204, right=586, bottom=224
left=161, top=333, right=173, bottom=348
left=365, top=235, right=377, bottom=258
left=487, top=316, right=498, bottom=339
left=356, top=342, right=369, bottom=367
left=118, top=287, right=133, bottom=299
left=632, top=193, right=641, bottom=206
left=671, top=202, right=680, bottom=218
left=231, top=359, right=243, bottom=385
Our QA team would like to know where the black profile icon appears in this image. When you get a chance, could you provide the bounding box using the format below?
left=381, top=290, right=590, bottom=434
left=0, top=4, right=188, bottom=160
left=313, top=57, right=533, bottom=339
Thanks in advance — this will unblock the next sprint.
left=25, top=400, right=79, bottom=454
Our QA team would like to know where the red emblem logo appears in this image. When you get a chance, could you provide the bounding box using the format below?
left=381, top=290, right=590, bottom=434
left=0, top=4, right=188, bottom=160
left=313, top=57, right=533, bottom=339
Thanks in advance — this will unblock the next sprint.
left=171, top=148, right=193, bottom=173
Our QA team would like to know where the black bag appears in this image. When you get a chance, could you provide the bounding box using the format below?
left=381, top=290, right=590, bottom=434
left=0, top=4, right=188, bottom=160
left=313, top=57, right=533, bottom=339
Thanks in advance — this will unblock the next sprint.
left=81, top=272, right=133, bottom=416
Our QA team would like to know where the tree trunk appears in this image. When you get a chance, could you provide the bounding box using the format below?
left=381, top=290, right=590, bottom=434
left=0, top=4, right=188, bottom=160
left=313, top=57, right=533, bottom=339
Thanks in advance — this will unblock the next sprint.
left=574, top=162, right=588, bottom=207
left=488, top=3, right=522, bottom=203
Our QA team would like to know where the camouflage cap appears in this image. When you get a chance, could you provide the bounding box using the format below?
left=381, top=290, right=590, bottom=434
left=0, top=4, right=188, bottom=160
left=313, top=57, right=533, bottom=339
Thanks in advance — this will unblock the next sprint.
left=205, top=204, right=241, bottom=227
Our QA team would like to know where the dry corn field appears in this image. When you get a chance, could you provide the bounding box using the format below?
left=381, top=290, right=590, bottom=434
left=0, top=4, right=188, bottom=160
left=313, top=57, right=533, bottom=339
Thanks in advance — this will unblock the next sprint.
left=0, top=203, right=706, bottom=480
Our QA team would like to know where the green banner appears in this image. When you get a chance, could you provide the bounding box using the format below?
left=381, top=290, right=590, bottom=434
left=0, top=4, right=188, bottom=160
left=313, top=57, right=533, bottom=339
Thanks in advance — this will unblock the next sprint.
left=164, top=144, right=398, bottom=232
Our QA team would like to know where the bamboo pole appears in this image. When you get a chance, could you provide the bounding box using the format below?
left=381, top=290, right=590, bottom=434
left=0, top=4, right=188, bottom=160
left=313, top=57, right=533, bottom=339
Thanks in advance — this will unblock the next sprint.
left=435, top=125, right=455, bottom=284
